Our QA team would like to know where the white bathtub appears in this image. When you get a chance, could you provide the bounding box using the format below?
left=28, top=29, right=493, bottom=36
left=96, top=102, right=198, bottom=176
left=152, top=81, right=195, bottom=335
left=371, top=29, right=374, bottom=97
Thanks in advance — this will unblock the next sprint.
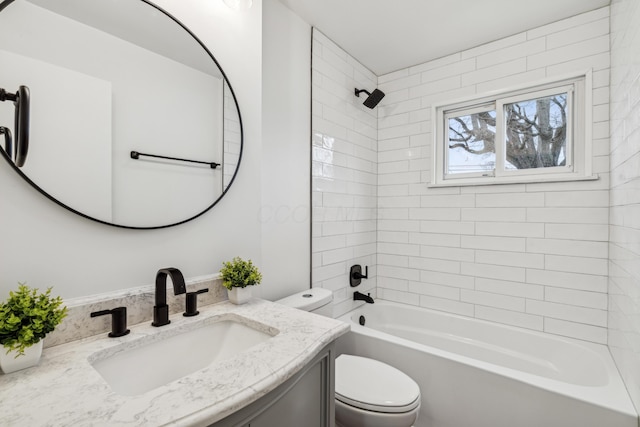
left=336, top=300, right=637, bottom=427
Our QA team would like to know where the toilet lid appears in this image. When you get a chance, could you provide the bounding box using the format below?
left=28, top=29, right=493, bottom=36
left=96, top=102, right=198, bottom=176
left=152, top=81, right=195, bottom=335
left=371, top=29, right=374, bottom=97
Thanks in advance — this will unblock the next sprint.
left=335, top=354, right=420, bottom=414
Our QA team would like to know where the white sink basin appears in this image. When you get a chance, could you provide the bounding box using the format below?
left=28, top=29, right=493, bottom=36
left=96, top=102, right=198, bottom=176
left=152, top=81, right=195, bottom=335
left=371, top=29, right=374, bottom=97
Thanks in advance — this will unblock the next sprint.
left=90, top=317, right=277, bottom=396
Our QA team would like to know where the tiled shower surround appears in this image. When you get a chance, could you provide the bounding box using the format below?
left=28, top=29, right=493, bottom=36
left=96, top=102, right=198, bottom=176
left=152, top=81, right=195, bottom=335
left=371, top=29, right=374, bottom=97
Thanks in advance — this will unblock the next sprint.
left=312, top=7, right=611, bottom=342
left=312, top=29, right=378, bottom=317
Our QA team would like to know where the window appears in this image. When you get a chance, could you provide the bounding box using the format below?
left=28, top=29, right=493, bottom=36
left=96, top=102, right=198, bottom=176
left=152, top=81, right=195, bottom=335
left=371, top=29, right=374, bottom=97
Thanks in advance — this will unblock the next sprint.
left=432, top=74, right=594, bottom=186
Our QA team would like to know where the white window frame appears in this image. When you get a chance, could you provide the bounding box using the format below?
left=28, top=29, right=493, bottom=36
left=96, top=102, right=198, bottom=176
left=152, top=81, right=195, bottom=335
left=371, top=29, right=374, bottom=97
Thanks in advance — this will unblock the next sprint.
left=431, top=71, right=595, bottom=187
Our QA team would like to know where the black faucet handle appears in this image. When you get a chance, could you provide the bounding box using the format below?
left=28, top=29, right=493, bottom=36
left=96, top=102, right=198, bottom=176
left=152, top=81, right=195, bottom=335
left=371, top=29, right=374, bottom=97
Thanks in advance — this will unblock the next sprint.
left=354, top=266, right=369, bottom=279
left=90, top=306, right=130, bottom=337
left=350, top=264, right=369, bottom=287
left=184, top=288, right=209, bottom=317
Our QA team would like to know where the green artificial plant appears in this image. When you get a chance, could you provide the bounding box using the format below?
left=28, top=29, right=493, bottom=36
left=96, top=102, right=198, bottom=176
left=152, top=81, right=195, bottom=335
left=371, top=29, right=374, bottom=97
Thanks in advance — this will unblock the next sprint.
left=0, top=284, right=68, bottom=356
left=220, top=257, right=263, bottom=290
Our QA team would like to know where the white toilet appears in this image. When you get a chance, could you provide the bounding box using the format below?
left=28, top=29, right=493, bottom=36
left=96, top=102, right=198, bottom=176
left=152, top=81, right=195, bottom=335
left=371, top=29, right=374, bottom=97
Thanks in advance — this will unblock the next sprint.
left=276, top=289, right=421, bottom=427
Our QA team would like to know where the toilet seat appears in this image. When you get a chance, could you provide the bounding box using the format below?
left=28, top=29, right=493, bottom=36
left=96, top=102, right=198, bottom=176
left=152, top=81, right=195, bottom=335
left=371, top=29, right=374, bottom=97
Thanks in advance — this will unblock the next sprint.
left=335, top=354, right=420, bottom=414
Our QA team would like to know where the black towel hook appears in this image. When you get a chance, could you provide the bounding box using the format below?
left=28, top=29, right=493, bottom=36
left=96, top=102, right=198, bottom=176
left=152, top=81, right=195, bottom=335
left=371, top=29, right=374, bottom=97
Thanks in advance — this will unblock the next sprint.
left=0, top=85, right=30, bottom=167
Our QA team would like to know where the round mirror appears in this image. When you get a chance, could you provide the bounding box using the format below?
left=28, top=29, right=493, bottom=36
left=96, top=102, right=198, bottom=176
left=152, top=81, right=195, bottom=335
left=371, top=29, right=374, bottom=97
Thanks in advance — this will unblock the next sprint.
left=0, top=0, right=243, bottom=229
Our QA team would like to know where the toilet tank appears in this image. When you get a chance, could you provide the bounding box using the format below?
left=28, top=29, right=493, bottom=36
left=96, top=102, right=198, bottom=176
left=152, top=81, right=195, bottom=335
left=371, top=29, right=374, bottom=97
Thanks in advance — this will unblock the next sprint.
left=275, top=288, right=333, bottom=317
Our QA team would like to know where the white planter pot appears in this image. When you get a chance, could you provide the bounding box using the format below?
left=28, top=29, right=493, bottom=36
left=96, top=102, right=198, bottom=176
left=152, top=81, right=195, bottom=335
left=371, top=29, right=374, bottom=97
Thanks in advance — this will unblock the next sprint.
left=227, top=287, right=252, bottom=304
left=0, top=340, right=43, bottom=374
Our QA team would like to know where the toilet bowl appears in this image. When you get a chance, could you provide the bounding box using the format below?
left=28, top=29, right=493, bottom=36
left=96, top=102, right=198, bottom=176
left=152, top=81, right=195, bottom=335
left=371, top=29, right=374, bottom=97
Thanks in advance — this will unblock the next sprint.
left=335, top=354, right=420, bottom=427
left=276, top=289, right=421, bottom=427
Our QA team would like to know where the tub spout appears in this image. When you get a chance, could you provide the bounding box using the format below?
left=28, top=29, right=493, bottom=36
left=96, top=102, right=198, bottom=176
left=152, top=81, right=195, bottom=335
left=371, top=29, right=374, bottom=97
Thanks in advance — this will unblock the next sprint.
left=354, top=291, right=374, bottom=304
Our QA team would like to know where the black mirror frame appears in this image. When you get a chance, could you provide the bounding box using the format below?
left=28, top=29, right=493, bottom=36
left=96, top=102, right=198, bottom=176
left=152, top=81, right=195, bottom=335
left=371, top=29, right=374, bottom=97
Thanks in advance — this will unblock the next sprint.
left=0, top=0, right=244, bottom=229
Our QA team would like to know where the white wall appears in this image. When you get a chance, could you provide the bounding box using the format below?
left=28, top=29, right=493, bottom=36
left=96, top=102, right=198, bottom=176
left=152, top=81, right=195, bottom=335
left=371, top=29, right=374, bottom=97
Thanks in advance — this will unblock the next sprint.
left=376, top=8, right=611, bottom=344
left=311, top=30, right=378, bottom=317
left=259, top=0, right=311, bottom=300
left=609, top=0, right=640, bottom=412
left=0, top=0, right=263, bottom=300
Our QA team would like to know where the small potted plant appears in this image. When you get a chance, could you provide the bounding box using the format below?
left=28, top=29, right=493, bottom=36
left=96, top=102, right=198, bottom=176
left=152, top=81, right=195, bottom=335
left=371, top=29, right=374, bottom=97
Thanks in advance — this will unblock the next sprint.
left=220, top=257, right=262, bottom=304
left=0, top=283, right=67, bottom=373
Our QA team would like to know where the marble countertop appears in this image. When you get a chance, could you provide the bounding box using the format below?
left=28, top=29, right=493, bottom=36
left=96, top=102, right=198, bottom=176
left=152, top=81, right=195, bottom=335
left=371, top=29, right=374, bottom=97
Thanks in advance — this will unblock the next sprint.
left=0, top=299, right=349, bottom=426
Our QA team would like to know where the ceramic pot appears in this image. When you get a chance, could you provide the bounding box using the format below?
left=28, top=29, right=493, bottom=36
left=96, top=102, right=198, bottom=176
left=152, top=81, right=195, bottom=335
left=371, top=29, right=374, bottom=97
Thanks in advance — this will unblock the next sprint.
left=228, top=286, right=252, bottom=304
left=0, top=340, right=43, bottom=374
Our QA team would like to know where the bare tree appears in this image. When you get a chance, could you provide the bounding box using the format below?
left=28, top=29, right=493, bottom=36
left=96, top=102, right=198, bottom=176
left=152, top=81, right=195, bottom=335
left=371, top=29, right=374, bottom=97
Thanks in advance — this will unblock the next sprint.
left=448, top=94, right=567, bottom=170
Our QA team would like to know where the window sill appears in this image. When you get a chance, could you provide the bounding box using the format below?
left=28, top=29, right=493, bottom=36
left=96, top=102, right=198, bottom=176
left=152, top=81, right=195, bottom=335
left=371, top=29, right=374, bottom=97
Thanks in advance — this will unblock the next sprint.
left=427, top=173, right=599, bottom=188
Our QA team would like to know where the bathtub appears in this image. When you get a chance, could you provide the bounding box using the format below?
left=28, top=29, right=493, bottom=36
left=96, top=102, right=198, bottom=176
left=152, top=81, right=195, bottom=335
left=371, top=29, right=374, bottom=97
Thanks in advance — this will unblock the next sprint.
left=336, top=300, right=637, bottom=427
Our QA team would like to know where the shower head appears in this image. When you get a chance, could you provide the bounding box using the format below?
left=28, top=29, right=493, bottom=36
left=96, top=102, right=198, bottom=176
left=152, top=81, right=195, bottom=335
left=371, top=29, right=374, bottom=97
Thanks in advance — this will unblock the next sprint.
left=355, top=88, right=385, bottom=109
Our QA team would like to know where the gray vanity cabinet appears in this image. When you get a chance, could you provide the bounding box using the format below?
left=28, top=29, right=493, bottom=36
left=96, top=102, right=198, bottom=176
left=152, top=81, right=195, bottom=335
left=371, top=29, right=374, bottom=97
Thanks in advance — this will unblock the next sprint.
left=211, top=343, right=336, bottom=427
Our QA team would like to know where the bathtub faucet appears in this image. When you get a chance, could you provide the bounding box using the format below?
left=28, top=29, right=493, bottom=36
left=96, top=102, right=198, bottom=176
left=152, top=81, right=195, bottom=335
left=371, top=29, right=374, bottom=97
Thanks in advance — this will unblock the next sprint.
left=354, top=291, right=374, bottom=304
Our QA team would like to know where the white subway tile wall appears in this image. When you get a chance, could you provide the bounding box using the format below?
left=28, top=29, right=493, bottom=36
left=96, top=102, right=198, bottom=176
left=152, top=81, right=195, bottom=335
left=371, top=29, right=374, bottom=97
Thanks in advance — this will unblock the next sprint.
left=375, top=7, right=610, bottom=344
left=609, top=0, right=640, bottom=412
left=312, top=30, right=378, bottom=317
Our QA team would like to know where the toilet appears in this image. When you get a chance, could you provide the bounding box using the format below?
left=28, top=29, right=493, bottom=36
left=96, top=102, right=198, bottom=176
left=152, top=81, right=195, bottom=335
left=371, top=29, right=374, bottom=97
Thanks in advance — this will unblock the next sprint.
left=276, top=289, right=421, bottom=427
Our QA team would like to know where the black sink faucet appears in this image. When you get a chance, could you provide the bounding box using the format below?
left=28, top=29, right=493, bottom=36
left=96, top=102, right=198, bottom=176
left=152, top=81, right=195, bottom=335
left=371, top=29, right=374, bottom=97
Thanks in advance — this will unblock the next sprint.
left=354, top=291, right=374, bottom=304
left=153, top=267, right=186, bottom=327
